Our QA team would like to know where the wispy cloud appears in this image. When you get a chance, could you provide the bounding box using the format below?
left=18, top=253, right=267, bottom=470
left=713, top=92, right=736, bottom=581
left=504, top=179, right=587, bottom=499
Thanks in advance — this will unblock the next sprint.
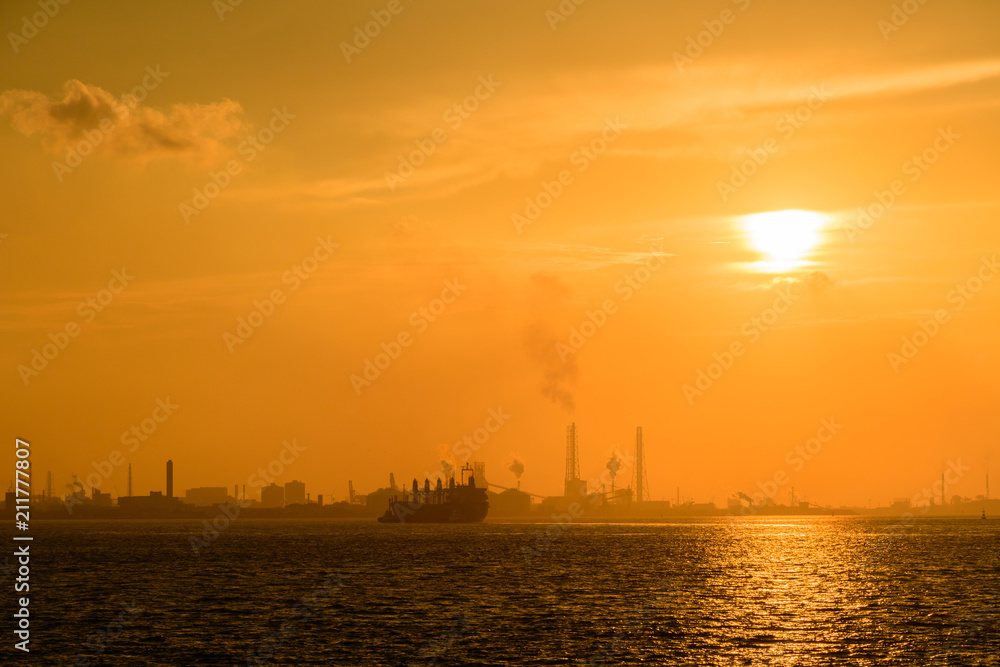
left=239, top=58, right=1000, bottom=208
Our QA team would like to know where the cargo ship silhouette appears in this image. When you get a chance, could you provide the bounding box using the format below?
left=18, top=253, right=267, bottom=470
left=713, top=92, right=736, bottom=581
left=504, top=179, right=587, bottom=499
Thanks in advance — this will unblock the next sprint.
left=378, top=464, right=488, bottom=523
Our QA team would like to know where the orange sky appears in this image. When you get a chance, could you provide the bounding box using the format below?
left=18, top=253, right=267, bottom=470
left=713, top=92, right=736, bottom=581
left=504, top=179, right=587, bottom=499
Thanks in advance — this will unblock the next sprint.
left=2, top=0, right=999, bottom=507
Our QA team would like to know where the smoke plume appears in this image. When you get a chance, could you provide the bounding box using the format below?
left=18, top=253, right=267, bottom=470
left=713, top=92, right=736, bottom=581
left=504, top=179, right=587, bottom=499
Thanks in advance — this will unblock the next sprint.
left=523, top=273, right=578, bottom=413
left=606, top=453, right=621, bottom=481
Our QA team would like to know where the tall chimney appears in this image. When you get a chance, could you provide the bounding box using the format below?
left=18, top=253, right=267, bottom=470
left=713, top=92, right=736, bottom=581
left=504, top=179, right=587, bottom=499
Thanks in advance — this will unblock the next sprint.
left=564, top=423, right=580, bottom=496
left=636, top=427, right=644, bottom=504
left=166, top=460, right=173, bottom=499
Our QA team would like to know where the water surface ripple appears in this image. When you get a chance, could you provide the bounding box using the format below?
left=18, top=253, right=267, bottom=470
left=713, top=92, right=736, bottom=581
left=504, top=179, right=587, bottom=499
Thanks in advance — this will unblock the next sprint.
left=10, top=517, right=1000, bottom=665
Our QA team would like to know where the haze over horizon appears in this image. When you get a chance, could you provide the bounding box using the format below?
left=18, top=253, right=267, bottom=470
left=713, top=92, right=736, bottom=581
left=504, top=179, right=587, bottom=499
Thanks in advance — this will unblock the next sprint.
left=2, top=0, right=999, bottom=508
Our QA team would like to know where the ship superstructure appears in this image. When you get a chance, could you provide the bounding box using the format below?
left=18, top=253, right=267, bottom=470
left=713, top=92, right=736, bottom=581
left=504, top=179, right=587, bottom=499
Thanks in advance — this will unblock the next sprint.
left=377, top=464, right=488, bottom=523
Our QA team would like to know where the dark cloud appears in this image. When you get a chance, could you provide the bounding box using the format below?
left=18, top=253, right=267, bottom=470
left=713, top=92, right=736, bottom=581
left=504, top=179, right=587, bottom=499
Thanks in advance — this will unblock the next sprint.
left=0, top=80, right=245, bottom=162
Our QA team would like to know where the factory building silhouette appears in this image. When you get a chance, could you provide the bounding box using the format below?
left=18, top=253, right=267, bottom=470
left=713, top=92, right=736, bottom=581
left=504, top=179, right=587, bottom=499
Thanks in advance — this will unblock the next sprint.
left=13, top=458, right=340, bottom=519
left=360, top=423, right=663, bottom=519
left=6, top=427, right=998, bottom=520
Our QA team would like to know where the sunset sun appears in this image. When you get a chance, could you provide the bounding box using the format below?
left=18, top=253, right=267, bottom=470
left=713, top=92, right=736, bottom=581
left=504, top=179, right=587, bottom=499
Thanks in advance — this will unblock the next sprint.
left=4, top=2, right=999, bottom=663
left=743, top=209, right=829, bottom=270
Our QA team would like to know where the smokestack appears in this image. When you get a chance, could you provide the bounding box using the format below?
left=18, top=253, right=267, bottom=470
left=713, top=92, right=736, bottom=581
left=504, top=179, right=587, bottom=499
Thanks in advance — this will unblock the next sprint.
left=606, top=453, right=621, bottom=494
left=508, top=457, right=525, bottom=490
left=127, top=465, right=132, bottom=497
left=565, top=423, right=580, bottom=496
left=636, top=427, right=644, bottom=504
left=234, top=484, right=238, bottom=501
left=242, top=484, right=246, bottom=501
left=318, top=494, right=323, bottom=506
left=166, top=460, right=173, bottom=499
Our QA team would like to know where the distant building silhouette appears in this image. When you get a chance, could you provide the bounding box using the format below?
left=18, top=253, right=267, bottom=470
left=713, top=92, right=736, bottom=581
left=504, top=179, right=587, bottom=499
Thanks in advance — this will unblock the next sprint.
left=117, top=491, right=188, bottom=514
left=284, top=480, right=306, bottom=506
left=489, top=488, right=531, bottom=516
left=261, top=483, right=284, bottom=508
left=185, top=487, right=229, bottom=507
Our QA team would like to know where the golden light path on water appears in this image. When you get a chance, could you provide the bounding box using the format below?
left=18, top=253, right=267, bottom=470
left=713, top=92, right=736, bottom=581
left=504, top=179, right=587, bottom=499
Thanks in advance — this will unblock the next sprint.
left=742, top=209, right=832, bottom=273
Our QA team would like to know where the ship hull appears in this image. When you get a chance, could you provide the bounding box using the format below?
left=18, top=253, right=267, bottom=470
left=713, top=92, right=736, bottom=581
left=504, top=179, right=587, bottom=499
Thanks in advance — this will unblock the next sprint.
left=378, top=499, right=488, bottom=523
left=379, top=470, right=489, bottom=524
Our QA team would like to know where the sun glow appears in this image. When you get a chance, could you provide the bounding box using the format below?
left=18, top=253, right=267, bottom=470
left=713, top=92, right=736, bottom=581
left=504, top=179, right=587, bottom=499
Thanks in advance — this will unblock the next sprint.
left=742, top=210, right=830, bottom=272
